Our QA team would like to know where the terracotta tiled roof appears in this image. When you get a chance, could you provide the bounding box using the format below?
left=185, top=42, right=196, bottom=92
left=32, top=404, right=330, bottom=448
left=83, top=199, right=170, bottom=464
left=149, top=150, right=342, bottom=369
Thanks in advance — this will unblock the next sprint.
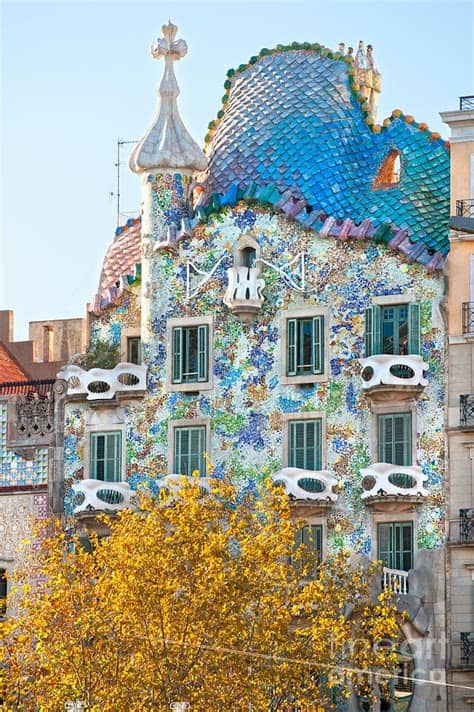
left=0, top=343, right=29, bottom=384
left=90, top=218, right=142, bottom=314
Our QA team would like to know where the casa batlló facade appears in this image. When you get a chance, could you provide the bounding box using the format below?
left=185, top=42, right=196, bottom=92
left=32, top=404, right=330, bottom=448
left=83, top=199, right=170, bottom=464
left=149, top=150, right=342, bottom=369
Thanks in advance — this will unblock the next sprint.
left=55, top=23, right=453, bottom=711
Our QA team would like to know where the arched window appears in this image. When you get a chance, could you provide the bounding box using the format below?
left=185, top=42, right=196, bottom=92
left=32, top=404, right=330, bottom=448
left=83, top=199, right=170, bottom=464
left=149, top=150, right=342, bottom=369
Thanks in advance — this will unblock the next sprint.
left=373, top=149, right=402, bottom=189
left=234, top=236, right=260, bottom=272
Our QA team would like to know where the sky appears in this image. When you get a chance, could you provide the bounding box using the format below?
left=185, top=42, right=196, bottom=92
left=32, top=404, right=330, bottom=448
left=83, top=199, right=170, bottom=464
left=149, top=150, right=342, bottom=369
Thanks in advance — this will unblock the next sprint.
left=1, top=0, right=473, bottom=340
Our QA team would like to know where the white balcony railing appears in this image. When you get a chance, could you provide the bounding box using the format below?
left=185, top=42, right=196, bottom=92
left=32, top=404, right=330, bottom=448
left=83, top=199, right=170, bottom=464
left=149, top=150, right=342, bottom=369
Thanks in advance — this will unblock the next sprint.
left=59, top=363, right=147, bottom=400
left=223, top=267, right=265, bottom=317
left=383, top=566, right=409, bottom=595
left=72, top=479, right=135, bottom=514
left=271, top=468, right=338, bottom=502
left=361, top=463, right=429, bottom=500
left=359, top=355, right=428, bottom=390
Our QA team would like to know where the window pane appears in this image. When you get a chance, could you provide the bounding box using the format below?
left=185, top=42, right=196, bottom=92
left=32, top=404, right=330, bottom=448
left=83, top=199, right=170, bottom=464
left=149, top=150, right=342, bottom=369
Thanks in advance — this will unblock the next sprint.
left=289, top=420, right=321, bottom=471
left=183, top=328, right=199, bottom=382
left=127, top=337, right=141, bottom=364
left=378, top=414, right=411, bottom=466
left=91, top=432, right=121, bottom=482
left=174, top=426, right=206, bottom=477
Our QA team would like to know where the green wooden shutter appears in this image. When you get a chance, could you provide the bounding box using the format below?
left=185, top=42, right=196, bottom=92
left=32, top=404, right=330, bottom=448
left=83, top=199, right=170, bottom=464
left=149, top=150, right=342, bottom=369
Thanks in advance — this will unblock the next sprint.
left=289, top=420, right=322, bottom=470
left=287, top=319, right=297, bottom=376
left=174, top=427, right=182, bottom=473
left=312, top=316, right=324, bottom=374
left=378, top=414, right=411, bottom=466
left=379, top=522, right=413, bottom=571
left=197, top=325, right=209, bottom=382
left=172, top=327, right=183, bottom=383
left=189, top=426, right=205, bottom=476
left=407, top=303, right=420, bottom=355
left=365, top=305, right=381, bottom=356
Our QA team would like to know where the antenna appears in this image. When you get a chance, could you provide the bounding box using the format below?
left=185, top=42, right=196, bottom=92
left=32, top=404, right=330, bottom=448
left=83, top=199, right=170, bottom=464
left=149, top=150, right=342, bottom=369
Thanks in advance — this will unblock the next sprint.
left=111, top=138, right=137, bottom=227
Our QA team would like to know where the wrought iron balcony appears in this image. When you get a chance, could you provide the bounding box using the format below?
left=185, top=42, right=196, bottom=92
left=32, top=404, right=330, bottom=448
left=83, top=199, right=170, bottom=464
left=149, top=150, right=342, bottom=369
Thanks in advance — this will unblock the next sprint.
left=360, top=355, right=428, bottom=391
left=459, top=95, right=474, bottom=111
left=59, top=362, right=147, bottom=401
left=460, top=394, right=474, bottom=426
left=456, top=199, right=474, bottom=218
left=72, top=479, right=135, bottom=515
left=449, top=509, right=474, bottom=543
left=462, top=303, right=474, bottom=335
left=460, top=633, right=474, bottom=665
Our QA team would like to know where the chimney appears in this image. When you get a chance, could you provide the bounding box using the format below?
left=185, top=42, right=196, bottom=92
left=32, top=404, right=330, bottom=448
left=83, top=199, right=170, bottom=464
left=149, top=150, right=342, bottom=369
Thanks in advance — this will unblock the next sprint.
left=43, top=325, right=54, bottom=362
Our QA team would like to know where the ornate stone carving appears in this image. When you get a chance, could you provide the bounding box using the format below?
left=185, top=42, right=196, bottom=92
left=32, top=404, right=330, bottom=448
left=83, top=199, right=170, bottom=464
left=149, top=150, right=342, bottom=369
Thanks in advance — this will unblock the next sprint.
left=15, top=392, right=54, bottom=441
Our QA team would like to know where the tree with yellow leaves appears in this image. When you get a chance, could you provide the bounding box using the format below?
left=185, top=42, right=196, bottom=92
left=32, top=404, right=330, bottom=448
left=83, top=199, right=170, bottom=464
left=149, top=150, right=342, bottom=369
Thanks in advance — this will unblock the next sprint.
left=1, top=480, right=402, bottom=711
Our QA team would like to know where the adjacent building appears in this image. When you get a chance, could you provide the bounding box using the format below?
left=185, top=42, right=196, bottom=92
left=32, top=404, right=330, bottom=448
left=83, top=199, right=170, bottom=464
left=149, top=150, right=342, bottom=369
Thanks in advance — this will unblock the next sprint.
left=0, top=310, right=86, bottom=617
left=441, top=95, right=474, bottom=711
left=55, top=25, right=453, bottom=710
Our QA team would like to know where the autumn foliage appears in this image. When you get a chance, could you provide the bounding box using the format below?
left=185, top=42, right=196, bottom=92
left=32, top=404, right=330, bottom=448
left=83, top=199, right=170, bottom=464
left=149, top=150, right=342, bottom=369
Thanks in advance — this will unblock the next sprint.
left=1, top=480, right=402, bottom=710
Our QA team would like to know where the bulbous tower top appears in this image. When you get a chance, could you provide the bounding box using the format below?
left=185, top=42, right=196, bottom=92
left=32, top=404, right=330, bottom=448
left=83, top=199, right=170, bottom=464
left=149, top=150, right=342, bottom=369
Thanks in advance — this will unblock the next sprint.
left=129, top=21, right=207, bottom=174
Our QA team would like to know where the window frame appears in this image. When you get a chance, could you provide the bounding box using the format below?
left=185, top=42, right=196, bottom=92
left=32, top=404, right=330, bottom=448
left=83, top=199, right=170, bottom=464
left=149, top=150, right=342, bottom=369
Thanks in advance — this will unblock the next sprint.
left=281, top=307, right=328, bottom=385
left=292, top=523, right=324, bottom=580
left=377, top=412, right=412, bottom=466
left=365, top=301, right=420, bottom=357
left=120, top=327, right=141, bottom=363
left=371, top=512, right=417, bottom=572
left=126, top=336, right=142, bottom=365
left=282, top=412, right=326, bottom=470
left=370, top=401, right=417, bottom=466
left=84, top=410, right=126, bottom=483
left=168, top=418, right=211, bottom=477
left=377, top=521, right=414, bottom=572
left=167, top=316, right=213, bottom=392
left=89, top=431, right=123, bottom=482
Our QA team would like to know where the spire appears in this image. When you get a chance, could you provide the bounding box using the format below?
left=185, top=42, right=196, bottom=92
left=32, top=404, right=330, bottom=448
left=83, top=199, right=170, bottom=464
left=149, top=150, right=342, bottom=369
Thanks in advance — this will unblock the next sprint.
left=129, top=22, right=206, bottom=174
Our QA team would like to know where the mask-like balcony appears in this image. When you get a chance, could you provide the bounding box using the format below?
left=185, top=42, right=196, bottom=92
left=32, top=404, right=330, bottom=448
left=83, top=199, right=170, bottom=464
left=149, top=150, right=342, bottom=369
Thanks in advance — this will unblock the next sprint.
left=59, top=363, right=147, bottom=401
left=71, top=479, right=135, bottom=516
left=359, top=355, right=428, bottom=401
left=223, top=267, right=265, bottom=321
left=272, top=468, right=338, bottom=514
left=360, top=463, right=428, bottom=511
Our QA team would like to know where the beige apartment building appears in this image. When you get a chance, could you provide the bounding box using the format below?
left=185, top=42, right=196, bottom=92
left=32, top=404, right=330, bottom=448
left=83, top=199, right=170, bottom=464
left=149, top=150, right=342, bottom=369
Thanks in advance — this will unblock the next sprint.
left=441, top=95, right=474, bottom=710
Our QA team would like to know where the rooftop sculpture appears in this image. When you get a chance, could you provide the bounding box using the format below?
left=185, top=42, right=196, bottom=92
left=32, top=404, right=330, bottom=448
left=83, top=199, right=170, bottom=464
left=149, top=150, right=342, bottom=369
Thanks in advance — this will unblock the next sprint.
left=129, top=21, right=206, bottom=174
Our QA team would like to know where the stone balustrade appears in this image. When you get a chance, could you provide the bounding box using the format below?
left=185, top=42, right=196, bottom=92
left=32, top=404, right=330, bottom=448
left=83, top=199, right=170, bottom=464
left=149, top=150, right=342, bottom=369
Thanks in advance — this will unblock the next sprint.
left=72, top=479, right=135, bottom=515
left=224, top=266, right=265, bottom=319
left=271, top=467, right=338, bottom=501
left=359, top=354, right=428, bottom=390
left=383, top=566, right=409, bottom=595
left=59, top=363, right=147, bottom=400
left=360, top=462, right=429, bottom=499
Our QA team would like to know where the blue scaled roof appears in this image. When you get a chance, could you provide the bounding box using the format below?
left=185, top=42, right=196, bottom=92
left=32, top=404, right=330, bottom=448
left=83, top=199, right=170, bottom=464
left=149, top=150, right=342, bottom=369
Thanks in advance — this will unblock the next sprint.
left=201, top=47, right=450, bottom=269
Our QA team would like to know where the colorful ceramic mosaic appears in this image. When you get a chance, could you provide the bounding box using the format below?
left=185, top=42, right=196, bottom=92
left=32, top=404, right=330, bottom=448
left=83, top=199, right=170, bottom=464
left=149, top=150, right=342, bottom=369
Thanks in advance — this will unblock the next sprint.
left=66, top=204, right=446, bottom=553
left=0, top=403, right=48, bottom=487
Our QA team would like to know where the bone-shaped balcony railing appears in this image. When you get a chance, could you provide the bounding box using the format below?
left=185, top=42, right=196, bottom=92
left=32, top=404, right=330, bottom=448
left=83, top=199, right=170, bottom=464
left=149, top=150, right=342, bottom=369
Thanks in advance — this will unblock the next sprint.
left=224, top=267, right=265, bottom=314
left=271, top=468, right=338, bottom=501
left=72, top=479, right=134, bottom=514
left=360, top=463, right=429, bottom=499
left=59, top=363, right=147, bottom=400
left=359, top=355, right=428, bottom=389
